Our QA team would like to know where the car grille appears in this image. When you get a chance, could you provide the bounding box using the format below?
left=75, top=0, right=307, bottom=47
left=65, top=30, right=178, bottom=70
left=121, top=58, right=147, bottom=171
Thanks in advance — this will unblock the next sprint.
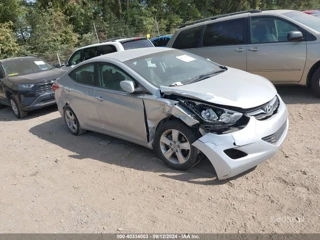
left=262, top=120, right=287, bottom=144
left=246, top=96, right=279, bottom=120
left=35, top=83, right=53, bottom=95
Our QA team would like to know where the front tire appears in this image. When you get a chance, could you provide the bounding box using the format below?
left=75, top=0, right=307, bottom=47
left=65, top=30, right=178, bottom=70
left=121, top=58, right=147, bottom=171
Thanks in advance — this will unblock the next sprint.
left=10, top=97, right=28, bottom=119
left=311, top=67, right=320, bottom=96
left=63, top=106, right=85, bottom=135
left=154, top=119, right=200, bottom=170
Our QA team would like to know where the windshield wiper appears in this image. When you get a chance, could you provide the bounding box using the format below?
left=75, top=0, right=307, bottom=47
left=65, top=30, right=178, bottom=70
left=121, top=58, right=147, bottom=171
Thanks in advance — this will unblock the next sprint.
left=169, top=81, right=184, bottom=87
left=219, top=65, right=228, bottom=70
left=189, top=70, right=225, bottom=84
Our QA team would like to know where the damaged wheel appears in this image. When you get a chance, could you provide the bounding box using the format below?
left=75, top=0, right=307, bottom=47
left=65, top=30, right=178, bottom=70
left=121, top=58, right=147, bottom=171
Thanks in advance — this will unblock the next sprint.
left=154, top=119, right=200, bottom=170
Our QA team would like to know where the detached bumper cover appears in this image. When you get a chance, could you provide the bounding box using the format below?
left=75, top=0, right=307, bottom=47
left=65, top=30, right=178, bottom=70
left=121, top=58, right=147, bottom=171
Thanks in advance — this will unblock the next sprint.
left=193, top=96, right=288, bottom=180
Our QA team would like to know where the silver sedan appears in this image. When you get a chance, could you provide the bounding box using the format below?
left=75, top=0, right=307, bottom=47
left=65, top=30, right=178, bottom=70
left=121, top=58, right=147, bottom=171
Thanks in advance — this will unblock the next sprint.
left=53, top=47, right=288, bottom=180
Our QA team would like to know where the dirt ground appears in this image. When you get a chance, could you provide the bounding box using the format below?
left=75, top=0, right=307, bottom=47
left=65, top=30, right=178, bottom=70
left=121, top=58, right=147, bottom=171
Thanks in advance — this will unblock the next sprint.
left=0, top=86, right=319, bottom=233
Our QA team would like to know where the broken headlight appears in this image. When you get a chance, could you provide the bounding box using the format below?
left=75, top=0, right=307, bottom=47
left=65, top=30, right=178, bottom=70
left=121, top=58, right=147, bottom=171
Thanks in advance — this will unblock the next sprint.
left=182, top=100, right=247, bottom=133
left=200, top=106, right=242, bottom=125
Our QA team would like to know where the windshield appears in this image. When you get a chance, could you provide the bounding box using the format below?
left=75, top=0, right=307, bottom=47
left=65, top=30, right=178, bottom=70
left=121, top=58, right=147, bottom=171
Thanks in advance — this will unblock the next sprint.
left=2, top=58, right=53, bottom=77
left=121, top=39, right=154, bottom=50
left=124, top=50, right=223, bottom=87
left=282, top=11, right=320, bottom=32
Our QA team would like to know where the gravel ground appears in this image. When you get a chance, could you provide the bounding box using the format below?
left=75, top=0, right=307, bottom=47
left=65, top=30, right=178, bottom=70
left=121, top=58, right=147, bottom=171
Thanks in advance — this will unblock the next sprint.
left=0, top=86, right=319, bottom=233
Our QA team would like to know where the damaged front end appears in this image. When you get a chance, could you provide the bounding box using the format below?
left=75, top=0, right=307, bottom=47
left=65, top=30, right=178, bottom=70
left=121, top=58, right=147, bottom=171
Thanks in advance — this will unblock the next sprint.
left=144, top=92, right=288, bottom=180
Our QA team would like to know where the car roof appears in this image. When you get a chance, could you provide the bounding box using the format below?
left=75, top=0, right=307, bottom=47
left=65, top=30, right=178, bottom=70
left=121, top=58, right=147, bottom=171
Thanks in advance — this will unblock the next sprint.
left=93, top=47, right=174, bottom=62
left=75, top=37, right=148, bottom=51
left=0, top=56, right=39, bottom=64
left=178, top=9, right=295, bottom=29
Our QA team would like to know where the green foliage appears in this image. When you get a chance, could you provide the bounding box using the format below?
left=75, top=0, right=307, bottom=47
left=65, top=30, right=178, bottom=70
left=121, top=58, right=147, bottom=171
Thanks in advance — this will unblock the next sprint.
left=26, top=8, right=78, bottom=63
left=0, top=22, right=21, bottom=59
left=1, top=0, right=320, bottom=62
left=0, top=0, right=24, bottom=25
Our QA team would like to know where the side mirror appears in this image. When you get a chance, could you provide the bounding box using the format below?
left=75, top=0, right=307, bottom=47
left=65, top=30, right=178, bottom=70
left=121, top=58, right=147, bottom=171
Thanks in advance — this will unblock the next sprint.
left=120, top=80, right=135, bottom=93
left=287, top=31, right=304, bottom=41
left=65, top=61, right=71, bottom=67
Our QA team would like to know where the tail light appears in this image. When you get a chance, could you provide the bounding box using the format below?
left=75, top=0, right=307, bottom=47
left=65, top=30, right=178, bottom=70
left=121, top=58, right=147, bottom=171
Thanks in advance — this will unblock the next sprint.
left=52, top=83, right=60, bottom=91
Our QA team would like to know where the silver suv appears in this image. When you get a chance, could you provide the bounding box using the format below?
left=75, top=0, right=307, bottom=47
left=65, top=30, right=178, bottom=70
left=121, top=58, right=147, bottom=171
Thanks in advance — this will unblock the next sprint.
left=62, top=37, right=154, bottom=70
left=167, top=10, right=320, bottom=96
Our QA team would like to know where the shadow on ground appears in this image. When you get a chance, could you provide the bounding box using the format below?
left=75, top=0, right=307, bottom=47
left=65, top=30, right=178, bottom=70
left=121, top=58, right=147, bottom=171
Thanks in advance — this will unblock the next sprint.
left=276, top=85, right=320, bottom=104
left=0, top=105, right=57, bottom=121
left=2, top=86, right=316, bottom=184
left=28, top=117, right=225, bottom=185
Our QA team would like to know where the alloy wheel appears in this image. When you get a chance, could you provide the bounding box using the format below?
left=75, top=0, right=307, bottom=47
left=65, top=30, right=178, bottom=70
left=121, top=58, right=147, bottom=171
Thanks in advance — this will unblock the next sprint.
left=64, top=109, right=78, bottom=134
left=159, top=129, right=191, bottom=165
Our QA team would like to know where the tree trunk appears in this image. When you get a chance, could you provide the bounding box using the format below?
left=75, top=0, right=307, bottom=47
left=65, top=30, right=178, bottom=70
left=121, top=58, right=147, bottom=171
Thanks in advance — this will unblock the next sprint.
left=117, top=0, right=122, bottom=19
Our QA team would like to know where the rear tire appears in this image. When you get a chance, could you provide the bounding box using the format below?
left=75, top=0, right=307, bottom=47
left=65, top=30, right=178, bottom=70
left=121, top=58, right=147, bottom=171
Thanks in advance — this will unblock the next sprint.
left=10, top=97, right=28, bottom=119
left=63, top=106, right=86, bottom=135
left=311, top=67, right=320, bottom=97
left=154, top=119, right=200, bottom=170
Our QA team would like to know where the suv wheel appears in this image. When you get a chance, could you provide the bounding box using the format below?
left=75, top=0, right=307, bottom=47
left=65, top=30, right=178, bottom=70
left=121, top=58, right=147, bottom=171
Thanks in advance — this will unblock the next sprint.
left=311, top=67, right=320, bottom=96
left=10, top=97, right=28, bottom=118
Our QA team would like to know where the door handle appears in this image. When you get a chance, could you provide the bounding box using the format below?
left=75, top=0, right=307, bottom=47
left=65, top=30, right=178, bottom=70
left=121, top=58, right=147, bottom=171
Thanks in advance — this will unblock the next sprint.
left=248, top=47, right=258, bottom=52
left=235, top=47, right=245, bottom=52
left=96, top=96, right=104, bottom=101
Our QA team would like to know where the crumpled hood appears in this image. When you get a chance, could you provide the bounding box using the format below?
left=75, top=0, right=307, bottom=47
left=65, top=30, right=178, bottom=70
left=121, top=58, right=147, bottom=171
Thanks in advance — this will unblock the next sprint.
left=160, top=67, right=277, bottom=109
left=8, top=68, right=66, bottom=84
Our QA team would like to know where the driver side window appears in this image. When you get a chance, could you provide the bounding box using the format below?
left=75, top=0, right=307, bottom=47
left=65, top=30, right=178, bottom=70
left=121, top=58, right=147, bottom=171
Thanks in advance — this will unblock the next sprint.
left=250, top=17, right=300, bottom=43
left=98, top=64, right=134, bottom=92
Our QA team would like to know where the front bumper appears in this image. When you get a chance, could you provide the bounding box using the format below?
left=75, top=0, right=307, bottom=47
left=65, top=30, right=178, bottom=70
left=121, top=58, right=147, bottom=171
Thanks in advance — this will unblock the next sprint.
left=19, top=91, right=56, bottom=111
left=193, top=95, right=288, bottom=180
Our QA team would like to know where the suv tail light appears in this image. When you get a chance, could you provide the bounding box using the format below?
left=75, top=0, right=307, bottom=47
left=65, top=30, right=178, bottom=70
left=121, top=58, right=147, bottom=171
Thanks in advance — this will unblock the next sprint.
left=52, top=83, right=60, bottom=91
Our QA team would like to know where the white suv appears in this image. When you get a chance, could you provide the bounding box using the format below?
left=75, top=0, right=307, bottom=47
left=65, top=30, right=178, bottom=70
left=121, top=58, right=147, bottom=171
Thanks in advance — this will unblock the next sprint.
left=62, top=37, right=154, bottom=70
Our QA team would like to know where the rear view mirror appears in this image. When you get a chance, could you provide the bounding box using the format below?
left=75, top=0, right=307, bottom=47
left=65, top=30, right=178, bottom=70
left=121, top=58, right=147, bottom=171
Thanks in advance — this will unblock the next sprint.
left=120, top=80, right=135, bottom=93
left=287, top=31, right=304, bottom=42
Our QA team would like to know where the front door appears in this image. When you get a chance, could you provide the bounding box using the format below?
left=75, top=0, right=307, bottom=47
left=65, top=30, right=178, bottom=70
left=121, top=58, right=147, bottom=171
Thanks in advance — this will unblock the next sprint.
left=247, top=16, right=307, bottom=83
left=94, top=62, right=147, bottom=143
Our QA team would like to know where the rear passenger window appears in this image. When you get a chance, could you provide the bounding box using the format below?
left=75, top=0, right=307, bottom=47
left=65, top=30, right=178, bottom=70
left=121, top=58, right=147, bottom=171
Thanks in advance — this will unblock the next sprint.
left=172, top=26, right=203, bottom=49
left=69, top=64, right=97, bottom=86
left=83, top=47, right=98, bottom=61
left=97, top=45, right=117, bottom=56
left=203, top=18, right=245, bottom=46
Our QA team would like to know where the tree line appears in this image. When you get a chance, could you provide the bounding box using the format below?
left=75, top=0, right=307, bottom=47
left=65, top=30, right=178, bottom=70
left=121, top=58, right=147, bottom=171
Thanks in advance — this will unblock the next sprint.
left=0, top=0, right=319, bottom=63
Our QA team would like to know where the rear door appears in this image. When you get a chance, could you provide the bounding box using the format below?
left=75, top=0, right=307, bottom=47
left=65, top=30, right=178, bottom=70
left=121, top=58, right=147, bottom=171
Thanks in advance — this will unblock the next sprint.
left=246, top=16, right=307, bottom=83
left=67, top=63, right=100, bottom=129
left=172, top=19, right=247, bottom=70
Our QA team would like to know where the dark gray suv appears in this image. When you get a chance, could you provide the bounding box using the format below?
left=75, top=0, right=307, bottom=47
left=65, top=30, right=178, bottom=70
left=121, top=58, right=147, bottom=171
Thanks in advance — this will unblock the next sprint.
left=0, top=56, right=66, bottom=118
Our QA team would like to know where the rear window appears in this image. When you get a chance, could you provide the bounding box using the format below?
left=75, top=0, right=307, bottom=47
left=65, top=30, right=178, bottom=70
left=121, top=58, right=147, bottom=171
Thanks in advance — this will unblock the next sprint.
left=172, top=26, right=203, bottom=49
left=203, top=18, right=245, bottom=46
left=121, top=39, right=154, bottom=50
